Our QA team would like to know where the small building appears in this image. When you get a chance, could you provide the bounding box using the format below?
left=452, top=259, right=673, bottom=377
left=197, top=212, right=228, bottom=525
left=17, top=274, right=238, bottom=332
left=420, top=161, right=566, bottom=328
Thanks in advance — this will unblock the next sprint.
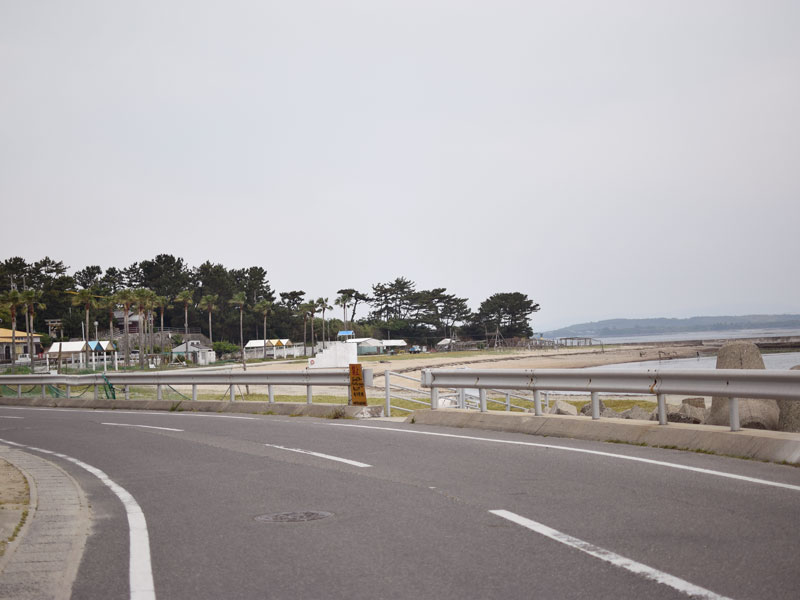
left=346, top=338, right=407, bottom=356
left=45, top=341, right=90, bottom=368
left=436, top=338, right=454, bottom=351
left=1, top=328, right=44, bottom=361
left=381, top=339, right=407, bottom=354
left=245, top=338, right=296, bottom=359
left=171, top=340, right=216, bottom=366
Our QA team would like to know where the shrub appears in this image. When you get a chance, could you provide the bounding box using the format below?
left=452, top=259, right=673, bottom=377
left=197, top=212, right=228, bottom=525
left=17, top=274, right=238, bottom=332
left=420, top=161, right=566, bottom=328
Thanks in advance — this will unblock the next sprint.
left=213, top=341, right=239, bottom=355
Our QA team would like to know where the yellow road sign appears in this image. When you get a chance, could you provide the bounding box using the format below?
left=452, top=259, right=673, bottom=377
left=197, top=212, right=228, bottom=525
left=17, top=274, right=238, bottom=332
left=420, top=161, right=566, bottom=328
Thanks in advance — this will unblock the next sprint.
left=349, top=363, right=367, bottom=406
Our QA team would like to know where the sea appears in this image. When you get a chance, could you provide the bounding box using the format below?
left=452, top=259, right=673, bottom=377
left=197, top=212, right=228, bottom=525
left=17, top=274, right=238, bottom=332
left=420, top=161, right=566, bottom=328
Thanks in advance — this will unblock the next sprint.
left=593, top=327, right=800, bottom=345
left=588, top=351, right=800, bottom=372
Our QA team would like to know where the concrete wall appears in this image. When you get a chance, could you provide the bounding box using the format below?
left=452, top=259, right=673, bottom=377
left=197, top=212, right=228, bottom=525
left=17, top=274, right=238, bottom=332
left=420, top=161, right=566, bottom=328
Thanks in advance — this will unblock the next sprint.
left=308, top=342, right=358, bottom=369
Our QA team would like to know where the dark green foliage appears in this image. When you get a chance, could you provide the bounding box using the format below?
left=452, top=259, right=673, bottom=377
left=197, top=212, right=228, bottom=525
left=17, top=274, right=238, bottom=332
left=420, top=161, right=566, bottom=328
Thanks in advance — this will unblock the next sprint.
left=466, top=292, right=540, bottom=339
left=212, top=341, right=239, bottom=355
left=0, top=256, right=541, bottom=349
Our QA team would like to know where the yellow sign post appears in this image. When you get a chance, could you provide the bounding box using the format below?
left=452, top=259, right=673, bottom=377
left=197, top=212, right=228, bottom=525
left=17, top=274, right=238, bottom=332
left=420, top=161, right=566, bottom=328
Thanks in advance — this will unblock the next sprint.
left=349, top=363, right=367, bottom=405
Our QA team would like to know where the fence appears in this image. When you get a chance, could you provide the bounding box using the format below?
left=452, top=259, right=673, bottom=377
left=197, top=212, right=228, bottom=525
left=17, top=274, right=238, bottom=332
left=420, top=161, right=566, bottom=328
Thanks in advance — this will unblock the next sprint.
left=383, top=370, right=535, bottom=415
left=0, top=369, right=372, bottom=405
left=420, top=368, right=800, bottom=432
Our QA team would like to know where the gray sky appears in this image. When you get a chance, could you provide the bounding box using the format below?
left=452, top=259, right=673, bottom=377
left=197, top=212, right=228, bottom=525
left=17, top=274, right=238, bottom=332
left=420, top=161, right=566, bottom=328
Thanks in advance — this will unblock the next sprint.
left=2, top=1, right=798, bottom=331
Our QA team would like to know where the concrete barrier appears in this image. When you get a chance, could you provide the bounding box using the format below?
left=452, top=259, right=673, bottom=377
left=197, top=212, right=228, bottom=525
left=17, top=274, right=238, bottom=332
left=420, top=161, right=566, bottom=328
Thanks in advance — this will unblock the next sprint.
left=406, top=409, right=800, bottom=465
left=0, top=397, right=383, bottom=419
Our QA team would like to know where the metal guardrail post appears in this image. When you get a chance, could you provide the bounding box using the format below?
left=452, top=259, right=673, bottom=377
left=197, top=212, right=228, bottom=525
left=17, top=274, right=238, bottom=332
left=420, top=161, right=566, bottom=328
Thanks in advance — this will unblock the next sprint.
left=431, top=387, right=439, bottom=410
left=534, top=390, right=542, bottom=416
left=657, top=393, right=667, bottom=425
left=17, top=385, right=21, bottom=398
left=730, top=398, right=740, bottom=431
left=41, top=385, right=46, bottom=399
left=591, top=391, right=599, bottom=420
left=544, top=392, right=550, bottom=410
left=385, top=372, right=391, bottom=416
left=479, top=389, right=487, bottom=412
left=192, top=385, right=197, bottom=402
left=230, top=385, right=235, bottom=403
left=458, top=388, right=465, bottom=409
left=268, top=384, right=274, bottom=404
left=306, top=386, right=312, bottom=405
left=505, top=393, right=511, bottom=411
left=66, top=385, right=71, bottom=399
left=157, top=385, right=162, bottom=401
left=93, top=385, right=98, bottom=401
left=124, top=385, right=130, bottom=400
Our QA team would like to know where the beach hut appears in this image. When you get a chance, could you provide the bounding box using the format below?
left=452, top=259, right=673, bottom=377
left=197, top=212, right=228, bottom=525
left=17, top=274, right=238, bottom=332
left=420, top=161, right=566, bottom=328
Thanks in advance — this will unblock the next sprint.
left=87, top=340, right=118, bottom=370
left=45, top=341, right=90, bottom=370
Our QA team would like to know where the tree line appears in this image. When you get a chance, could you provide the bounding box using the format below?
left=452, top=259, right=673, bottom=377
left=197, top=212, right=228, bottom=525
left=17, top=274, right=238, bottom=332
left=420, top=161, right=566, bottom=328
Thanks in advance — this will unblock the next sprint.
left=0, top=255, right=540, bottom=363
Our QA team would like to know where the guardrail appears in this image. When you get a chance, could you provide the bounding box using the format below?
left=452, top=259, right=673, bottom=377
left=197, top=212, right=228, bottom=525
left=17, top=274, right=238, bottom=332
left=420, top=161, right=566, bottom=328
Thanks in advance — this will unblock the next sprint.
left=0, top=369, right=372, bottom=405
left=383, top=371, right=533, bottom=415
left=420, top=368, right=800, bottom=432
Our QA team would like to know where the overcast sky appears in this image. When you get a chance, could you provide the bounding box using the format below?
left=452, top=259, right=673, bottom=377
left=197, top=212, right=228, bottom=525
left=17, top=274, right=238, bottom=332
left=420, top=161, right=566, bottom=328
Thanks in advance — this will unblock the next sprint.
left=2, top=1, right=798, bottom=331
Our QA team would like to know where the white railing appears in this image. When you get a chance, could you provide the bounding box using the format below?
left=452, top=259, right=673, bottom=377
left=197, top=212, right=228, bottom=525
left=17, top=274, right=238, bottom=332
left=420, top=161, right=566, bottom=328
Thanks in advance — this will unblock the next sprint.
left=383, top=371, right=534, bottom=415
left=0, top=369, right=372, bottom=406
left=420, top=368, right=800, bottom=432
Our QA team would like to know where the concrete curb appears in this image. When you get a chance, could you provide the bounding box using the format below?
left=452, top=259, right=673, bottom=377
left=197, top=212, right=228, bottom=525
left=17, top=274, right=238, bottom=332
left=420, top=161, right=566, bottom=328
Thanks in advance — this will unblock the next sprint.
left=406, top=409, right=800, bottom=464
left=0, top=446, right=90, bottom=600
left=0, top=397, right=383, bottom=419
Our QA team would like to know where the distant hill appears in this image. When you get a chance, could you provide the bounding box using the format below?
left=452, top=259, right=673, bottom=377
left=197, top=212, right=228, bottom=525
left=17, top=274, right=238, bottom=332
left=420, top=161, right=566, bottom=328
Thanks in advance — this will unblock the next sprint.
left=544, top=314, right=800, bottom=339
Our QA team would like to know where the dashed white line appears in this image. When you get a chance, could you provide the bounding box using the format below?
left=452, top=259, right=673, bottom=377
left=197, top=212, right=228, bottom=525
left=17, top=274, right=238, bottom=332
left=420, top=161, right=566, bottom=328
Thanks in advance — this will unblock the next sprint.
left=0, top=415, right=23, bottom=419
left=264, top=443, right=372, bottom=468
left=325, top=423, right=800, bottom=492
left=102, top=423, right=184, bottom=432
left=0, top=437, right=155, bottom=600
left=490, top=510, right=731, bottom=599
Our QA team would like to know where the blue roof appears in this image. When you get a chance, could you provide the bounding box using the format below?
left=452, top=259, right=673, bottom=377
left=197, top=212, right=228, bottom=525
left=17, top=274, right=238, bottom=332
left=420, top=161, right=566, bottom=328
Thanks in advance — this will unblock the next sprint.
left=337, top=330, right=354, bottom=336
left=88, top=341, right=103, bottom=351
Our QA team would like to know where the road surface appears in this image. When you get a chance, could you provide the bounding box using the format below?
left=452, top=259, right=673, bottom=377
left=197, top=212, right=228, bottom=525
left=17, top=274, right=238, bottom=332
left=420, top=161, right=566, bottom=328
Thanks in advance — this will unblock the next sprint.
left=1, top=405, right=798, bottom=599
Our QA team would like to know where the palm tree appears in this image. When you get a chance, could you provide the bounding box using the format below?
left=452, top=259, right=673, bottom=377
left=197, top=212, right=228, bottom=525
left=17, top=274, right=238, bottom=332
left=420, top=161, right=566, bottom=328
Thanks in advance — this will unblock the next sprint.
left=133, top=288, right=152, bottom=367
left=153, top=295, right=171, bottom=354
left=114, top=289, right=136, bottom=367
left=22, top=290, right=45, bottom=370
left=140, top=289, right=158, bottom=361
left=145, top=289, right=158, bottom=357
left=99, top=295, right=117, bottom=345
left=175, top=289, right=194, bottom=362
left=253, top=299, right=273, bottom=359
left=198, top=294, right=219, bottom=344
left=0, top=290, right=22, bottom=366
left=318, top=297, right=332, bottom=348
left=335, top=291, right=353, bottom=332
left=72, top=289, right=96, bottom=368
left=299, top=302, right=313, bottom=357
left=229, top=292, right=248, bottom=372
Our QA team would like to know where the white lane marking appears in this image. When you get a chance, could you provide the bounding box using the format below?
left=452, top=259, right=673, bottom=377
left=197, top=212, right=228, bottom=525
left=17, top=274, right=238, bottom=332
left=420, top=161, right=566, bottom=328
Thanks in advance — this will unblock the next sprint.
left=0, top=437, right=156, bottom=600
left=264, top=443, right=372, bottom=468
left=491, top=510, right=731, bottom=600
left=0, top=415, right=23, bottom=419
left=326, top=423, right=800, bottom=492
left=0, top=406, right=256, bottom=420
left=102, top=423, right=184, bottom=432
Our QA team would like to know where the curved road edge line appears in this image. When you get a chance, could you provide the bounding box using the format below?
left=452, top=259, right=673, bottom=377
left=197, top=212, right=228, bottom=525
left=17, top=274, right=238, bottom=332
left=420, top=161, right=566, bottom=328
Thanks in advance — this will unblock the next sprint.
left=0, top=438, right=156, bottom=600
left=324, top=424, right=800, bottom=492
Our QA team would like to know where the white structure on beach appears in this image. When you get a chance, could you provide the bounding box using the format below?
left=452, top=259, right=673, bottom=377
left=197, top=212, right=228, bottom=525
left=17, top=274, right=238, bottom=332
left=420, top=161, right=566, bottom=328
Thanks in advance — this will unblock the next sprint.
left=244, top=339, right=300, bottom=360
left=45, top=341, right=118, bottom=371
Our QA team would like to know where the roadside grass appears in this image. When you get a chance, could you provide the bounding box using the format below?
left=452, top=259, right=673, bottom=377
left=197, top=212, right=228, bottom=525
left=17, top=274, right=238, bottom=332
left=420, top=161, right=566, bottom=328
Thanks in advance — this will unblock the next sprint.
left=16, top=381, right=655, bottom=419
left=0, top=465, right=29, bottom=558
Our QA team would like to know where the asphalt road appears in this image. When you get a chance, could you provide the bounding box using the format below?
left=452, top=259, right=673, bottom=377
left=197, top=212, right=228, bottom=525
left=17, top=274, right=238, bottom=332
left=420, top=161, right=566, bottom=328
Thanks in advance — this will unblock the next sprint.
left=1, top=406, right=799, bottom=600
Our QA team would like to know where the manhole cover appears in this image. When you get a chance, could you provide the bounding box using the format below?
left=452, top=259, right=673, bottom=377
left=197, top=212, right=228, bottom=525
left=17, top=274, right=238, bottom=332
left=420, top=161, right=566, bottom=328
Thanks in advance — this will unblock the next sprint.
left=255, top=511, right=333, bottom=523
